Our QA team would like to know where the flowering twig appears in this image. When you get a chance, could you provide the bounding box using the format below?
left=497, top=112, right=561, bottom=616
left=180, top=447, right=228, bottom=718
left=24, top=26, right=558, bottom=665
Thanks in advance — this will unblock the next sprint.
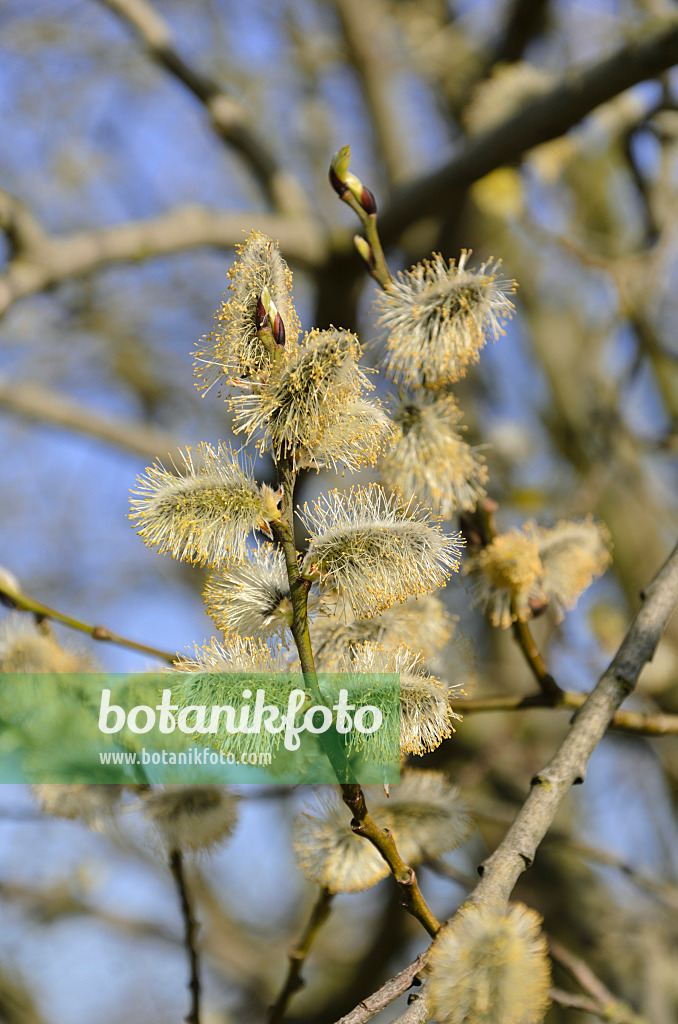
left=169, top=849, right=201, bottom=1024
left=267, top=887, right=334, bottom=1024
left=271, top=458, right=441, bottom=938
left=329, top=147, right=393, bottom=289
left=0, top=579, right=176, bottom=664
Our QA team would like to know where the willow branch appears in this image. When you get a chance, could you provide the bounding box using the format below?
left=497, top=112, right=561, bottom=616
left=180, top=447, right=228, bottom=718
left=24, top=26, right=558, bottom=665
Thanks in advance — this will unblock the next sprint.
left=98, top=0, right=308, bottom=216
left=169, top=849, right=201, bottom=1024
left=267, top=887, right=334, bottom=1024
left=333, top=0, right=407, bottom=185
left=453, top=688, right=678, bottom=735
left=471, top=540, right=678, bottom=906
left=0, top=205, right=326, bottom=321
left=330, top=953, right=428, bottom=1024
left=0, top=579, right=176, bottom=664
left=378, top=13, right=678, bottom=243
left=0, top=376, right=181, bottom=460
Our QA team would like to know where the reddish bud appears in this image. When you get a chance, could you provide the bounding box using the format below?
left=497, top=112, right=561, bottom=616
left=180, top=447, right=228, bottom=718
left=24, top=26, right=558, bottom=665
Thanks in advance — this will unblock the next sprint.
left=256, top=296, right=268, bottom=332
left=361, top=186, right=377, bottom=215
left=273, top=312, right=286, bottom=347
left=329, top=166, right=348, bottom=197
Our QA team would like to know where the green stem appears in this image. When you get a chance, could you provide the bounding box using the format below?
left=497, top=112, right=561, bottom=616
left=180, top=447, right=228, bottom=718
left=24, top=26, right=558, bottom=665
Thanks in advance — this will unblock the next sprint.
left=0, top=582, right=176, bottom=664
left=340, top=190, right=392, bottom=290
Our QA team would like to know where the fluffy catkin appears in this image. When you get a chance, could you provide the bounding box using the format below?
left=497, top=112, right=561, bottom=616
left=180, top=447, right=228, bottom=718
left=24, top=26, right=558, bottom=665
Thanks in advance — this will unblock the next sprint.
left=427, top=902, right=551, bottom=1024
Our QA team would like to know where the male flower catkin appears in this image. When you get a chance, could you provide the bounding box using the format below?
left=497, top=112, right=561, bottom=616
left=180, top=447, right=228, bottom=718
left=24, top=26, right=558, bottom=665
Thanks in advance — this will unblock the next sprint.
left=168, top=637, right=291, bottom=760
left=129, top=443, right=281, bottom=566
left=339, top=642, right=462, bottom=757
left=231, top=328, right=388, bottom=470
left=139, top=785, right=239, bottom=853
left=376, top=251, right=516, bottom=388
left=310, top=591, right=454, bottom=668
left=536, top=517, right=612, bottom=619
left=204, top=546, right=293, bottom=641
left=294, top=770, right=471, bottom=893
left=427, top=902, right=551, bottom=1024
left=381, top=391, right=488, bottom=515
left=194, top=230, right=300, bottom=390
left=464, top=527, right=544, bottom=629
left=465, top=518, right=612, bottom=628
left=301, top=485, right=464, bottom=619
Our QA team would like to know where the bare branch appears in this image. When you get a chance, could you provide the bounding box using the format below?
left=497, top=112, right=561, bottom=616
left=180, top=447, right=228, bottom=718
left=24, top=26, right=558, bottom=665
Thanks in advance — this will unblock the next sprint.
left=0, top=376, right=181, bottom=460
left=0, top=204, right=326, bottom=320
left=0, top=186, right=46, bottom=257
left=330, top=953, right=428, bottom=1024
left=98, top=0, right=309, bottom=216
left=452, top=688, right=678, bottom=736
left=169, top=849, right=201, bottom=1024
left=379, top=14, right=678, bottom=242
left=267, top=887, right=334, bottom=1024
left=333, top=0, right=408, bottom=185
left=472, top=540, right=678, bottom=906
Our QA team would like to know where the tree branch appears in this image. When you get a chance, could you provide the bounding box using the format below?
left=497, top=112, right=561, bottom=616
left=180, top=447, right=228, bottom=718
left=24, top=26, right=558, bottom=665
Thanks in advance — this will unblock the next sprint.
left=330, top=953, right=428, bottom=1024
left=472, top=540, right=678, bottom=906
left=0, top=578, right=176, bottom=664
left=379, top=13, right=678, bottom=243
left=333, top=0, right=408, bottom=185
left=169, top=849, right=201, bottom=1024
left=0, top=376, right=181, bottom=460
left=98, top=0, right=309, bottom=216
left=452, top=687, right=678, bottom=736
left=0, top=204, right=326, bottom=321
left=267, top=887, right=334, bottom=1024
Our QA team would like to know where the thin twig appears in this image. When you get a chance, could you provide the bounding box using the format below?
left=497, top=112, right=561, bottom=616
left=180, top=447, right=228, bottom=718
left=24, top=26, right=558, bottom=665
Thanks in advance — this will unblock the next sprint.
left=98, top=0, right=308, bottom=216
left=267, top=887, right=334, bottom=1024
left=0, top=580, right=176, bottom=664
left=452, top=688, right=678, bottom=735
left=169, top=849, right=201, bottom=1024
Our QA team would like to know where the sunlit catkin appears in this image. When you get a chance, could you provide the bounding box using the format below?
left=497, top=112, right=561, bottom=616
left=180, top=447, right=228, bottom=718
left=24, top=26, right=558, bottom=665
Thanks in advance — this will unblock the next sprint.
left=427, top=901, right=551, bottom=1024
left=310, top=592, right=454, bottom=667
left=301, top=485, right=464, bottom=619
left=376, top=251, right=516, bottom=388
left=194, top=230, right=300, bottom=390
left=464, top=528, right=544, bottom=628
left=339, top=642, right=462, bottom=756
left=129, top=443, right=280, bottom=566
left=204, top=545, right=293, bottom=641
left=231, top=328, right=380, bottom=468
left=381, top=391, right=488, bottom=515
left=535, top=517, right=612, bottom=619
